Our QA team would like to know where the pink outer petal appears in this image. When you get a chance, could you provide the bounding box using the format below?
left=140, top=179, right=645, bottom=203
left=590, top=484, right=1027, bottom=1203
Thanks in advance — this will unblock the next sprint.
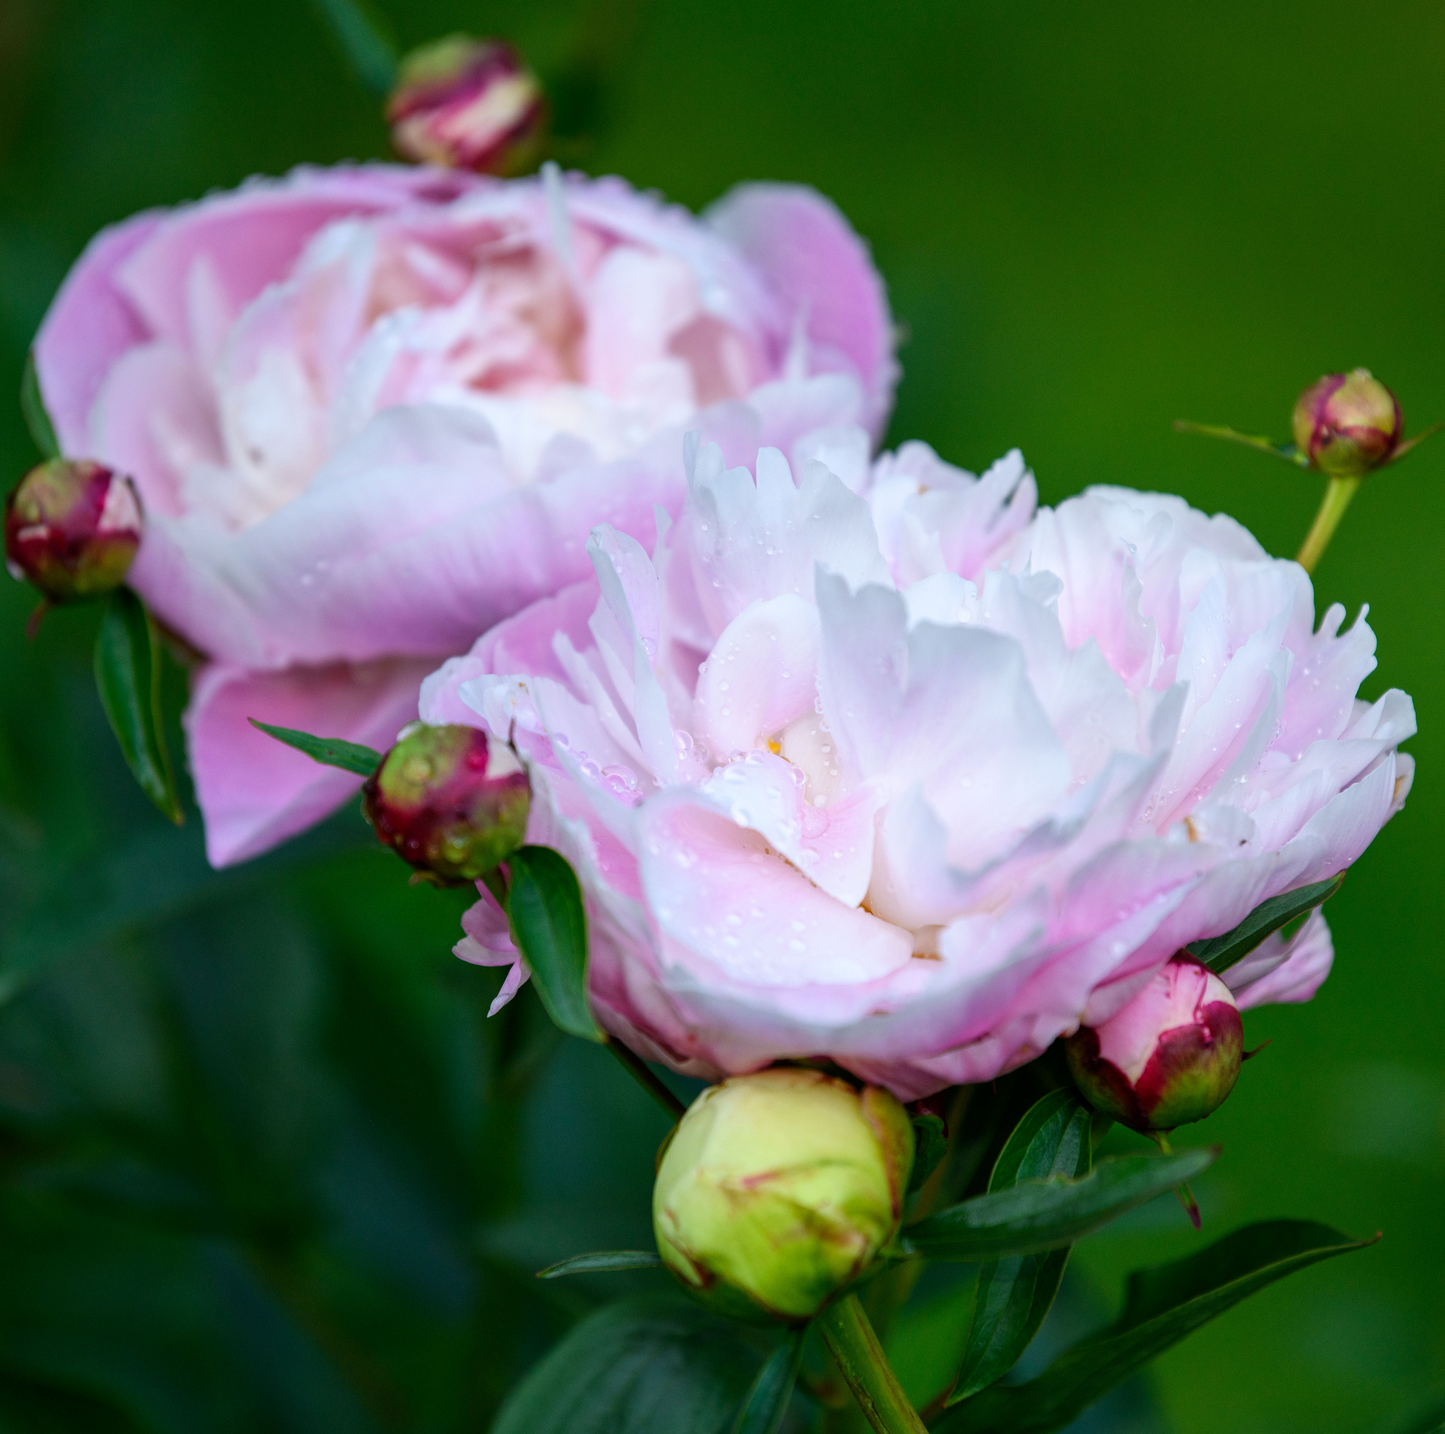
left=33, top=211, right=166, bottom=455
left=706, top=184, right=897, bottom=437
left=187, top=656, right=434, bottom=867
left=1227, top=910, right=1335, bottom=1009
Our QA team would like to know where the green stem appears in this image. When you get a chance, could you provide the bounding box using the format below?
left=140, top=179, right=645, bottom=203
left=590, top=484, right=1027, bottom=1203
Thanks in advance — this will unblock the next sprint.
left=818, top=1294, right=927, bottom=1434
left=604, top=1035, right=686, bottom=1120
left=1295, top=476, right=1360, bottom=574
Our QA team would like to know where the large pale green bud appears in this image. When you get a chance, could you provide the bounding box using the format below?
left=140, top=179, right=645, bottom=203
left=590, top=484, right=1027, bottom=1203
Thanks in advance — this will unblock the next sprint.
left=652, top=1067, right=914, bottom=1323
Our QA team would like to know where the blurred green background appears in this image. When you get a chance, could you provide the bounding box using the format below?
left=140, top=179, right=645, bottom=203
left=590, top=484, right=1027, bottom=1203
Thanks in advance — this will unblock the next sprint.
left=2, top=0, right=1443, bottom=1430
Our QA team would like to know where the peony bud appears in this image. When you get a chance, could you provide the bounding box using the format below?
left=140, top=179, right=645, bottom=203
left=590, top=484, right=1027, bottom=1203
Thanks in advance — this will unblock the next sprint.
left=653, top=1068, right=914, bottom=1323
left=4, top=459, right=142, bottom=602
left=386, top=35, right=548, bottom=176
left=362, top=723, right=529, bottom=882
left=1065, top=955, right=1243, bottom=1133
left=1291, top=368, right=1402, bottom=477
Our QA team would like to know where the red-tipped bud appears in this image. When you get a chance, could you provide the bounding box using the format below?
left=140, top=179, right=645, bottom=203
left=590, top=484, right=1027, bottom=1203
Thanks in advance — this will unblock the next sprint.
left=387, top=36, right=548, bottom=176
left=1065, top=956, right=1242, bottom=1133
left=362, top=723, right=529, bottom=882
left=1291, top=369, right=1403, bottom=477
left=4, top=459, right=143, bottom=602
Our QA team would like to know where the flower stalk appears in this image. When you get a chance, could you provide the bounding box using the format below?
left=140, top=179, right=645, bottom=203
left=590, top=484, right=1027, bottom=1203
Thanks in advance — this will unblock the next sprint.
left=1295, top=475, right=1360, bottom=574
left=817, top=1294, right=927, bottom=1434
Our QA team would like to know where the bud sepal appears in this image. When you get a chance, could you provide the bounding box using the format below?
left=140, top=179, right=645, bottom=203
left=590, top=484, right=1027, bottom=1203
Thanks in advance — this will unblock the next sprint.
left=362, top=723, right=529, bottom=882
left=652, top=1067, right=914, bottom=1324
left=1065, top=955, right=1243, bottom=1133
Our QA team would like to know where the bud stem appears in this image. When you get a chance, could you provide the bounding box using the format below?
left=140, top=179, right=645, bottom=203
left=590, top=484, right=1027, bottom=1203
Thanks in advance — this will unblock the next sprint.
left=817, top=1294, right=927, bottom=1434
left=1149, top=1131, right=1202, bottom=1230
left=1296, top=476, right=1361, bottom=575
left=604, top=1035, right=686, bottom=1120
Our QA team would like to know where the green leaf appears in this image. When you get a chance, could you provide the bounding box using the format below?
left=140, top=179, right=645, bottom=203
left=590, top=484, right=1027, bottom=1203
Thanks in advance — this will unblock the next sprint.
left=490, top=1296, right=765, bottom=1434
left=93, top=590, right=182, bottom=825
left=1187, top=872, right=1344, bottom=974
left=20, top=351, right=59, bottom=460
left=900, top=1148, right=1216, bottom=1262
left=247, top=719, right=381, bottom=777
left=949, top=1092, right=1093, bottom=1402
left=308, top=0, right=400, bottom=96
left=908, top=1112, right=948, bottom=1194
left=537, top=1250, right=664, bottom=1278
left=731, top=1328, right=804, bottom=1434
left=934, top=1220, right=1376, bottom=1434
left=506, top=846, right=602, bottom=1042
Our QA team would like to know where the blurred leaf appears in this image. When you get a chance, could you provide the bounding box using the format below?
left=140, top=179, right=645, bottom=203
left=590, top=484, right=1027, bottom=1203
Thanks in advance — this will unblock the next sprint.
left=934, top=1220, right=1378, bottom=1434
left=249, top=719, right=381, bottom=777
left=1186, top=873, right=1344, bottom=974
left=505, top=847, right=601, bottom=1042
left=950, top=1093, right=1092, bottom=1402
left=731, top=1327, right=804, bottom=1434
left=908, top=1113, right=947, bottom=1195
left=308, top=0, right=398, bottom=96
left=93, top=590, right=181, bottom=826
left=538, top=1250, right=663, bottom=1278
left=900, top=1148, right=1216, bottom=1262
left=19, top=352, right=58, bottom=461
left=490, top=1296, right=763, bottom=1434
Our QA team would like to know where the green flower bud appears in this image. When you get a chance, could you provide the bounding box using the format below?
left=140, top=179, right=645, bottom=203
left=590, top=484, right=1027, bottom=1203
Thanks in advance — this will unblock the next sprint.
left=4, top=459, right=142, bottom=602
left=362, top=723, right=529, bottom=882
left=1065, top=955, right=1242, bottom=1133
left=387, top=36, right=548, bottom=176
left=652, top=1068, right=914, bottom=1323
left=1291, top=369, right=1402, bottom=477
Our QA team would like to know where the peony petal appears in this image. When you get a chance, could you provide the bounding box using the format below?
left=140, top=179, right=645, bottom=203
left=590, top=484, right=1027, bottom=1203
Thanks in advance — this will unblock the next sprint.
left=187, top=656, right=433, bottom=867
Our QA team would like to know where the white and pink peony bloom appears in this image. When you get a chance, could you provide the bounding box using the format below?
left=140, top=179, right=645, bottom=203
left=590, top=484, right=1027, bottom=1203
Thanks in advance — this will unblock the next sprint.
left=424, top=438, right=1413, bottom=1098
left=35, top=164, right=894, bottom=864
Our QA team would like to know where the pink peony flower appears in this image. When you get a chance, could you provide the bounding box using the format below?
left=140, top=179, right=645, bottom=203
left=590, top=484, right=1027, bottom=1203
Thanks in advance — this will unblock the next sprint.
left=423, top=440, right=1413, bottom=1099
left=35, top=164, right=894, bottom=864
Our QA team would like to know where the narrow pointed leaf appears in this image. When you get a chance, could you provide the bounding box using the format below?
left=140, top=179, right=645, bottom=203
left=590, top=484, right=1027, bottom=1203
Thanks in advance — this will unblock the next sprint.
left=248, top=719, right=381, bottom=777
left=1173, top=420, right=1307, bottom=466
left=731, top=1328, right=804, bottom=1434
left=1187, top=872, right=1344, bottom=974
left=20, top=351, right=59, bottom=459
left=908, top=1112, right=948, bottom=1194
left=900, top=1148, right=1216, bottom=1262
left=934, top=1220, right=1377, bottom=1434
left=949, top=1092, right=1093, bottom=1402
left=308, top=0, right=399, bottom=95
left=537, top=1250, right=663, bottom=1279
left=506, top=845, right=602, bottom=1041
left=94, top=589, right=182, bottom=824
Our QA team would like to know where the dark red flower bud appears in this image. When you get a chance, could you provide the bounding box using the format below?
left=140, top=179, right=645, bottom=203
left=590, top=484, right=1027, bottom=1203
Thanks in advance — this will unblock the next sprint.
left=387, top=36, right=548, bottom=176
left=4, top=459, right=143, bottom=602
left=362, top=723, right=529, bottom=882
left=1065, top=955, right=1243, bottom=1132
left=1291, top=369, right=1402, bottom=477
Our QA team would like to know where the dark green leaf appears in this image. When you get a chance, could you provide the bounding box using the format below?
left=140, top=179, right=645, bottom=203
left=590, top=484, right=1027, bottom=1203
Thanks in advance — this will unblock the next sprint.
left=20, top=351, right=59, bottom=460
left=934, top=1220, right=1377, bottom=1434
left=909, top=1112, right=948, bottom=1194
left=490, top=1296, right=763, bottom=1434
left=537, top=1250, right=664, bottom=1278
left=1187, top=873, right=1344, bottom=974
left=950, top=1092, right=1093, bottom=1402
left=93, top=589, right=182, bottom=825
left=900, top=1148, right=1216, bottom=1262
left=248, top=719, right=381, bottom=777
left=308, top=0, right=399, bottom=96
left=731, top=1328, right=804, bottom=1434
left=506, top=846, right=602, bottom=1041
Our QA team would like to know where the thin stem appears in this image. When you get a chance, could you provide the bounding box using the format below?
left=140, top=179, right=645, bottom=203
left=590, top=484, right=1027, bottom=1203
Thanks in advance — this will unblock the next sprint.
left=817, top=1294, right=927, bottom=1434
left=604, top=1035, right=686, bottom=1120
left=1150, top=1131, right=1201, bottom=1230
left=1295, top=476, right=1361, bottom=574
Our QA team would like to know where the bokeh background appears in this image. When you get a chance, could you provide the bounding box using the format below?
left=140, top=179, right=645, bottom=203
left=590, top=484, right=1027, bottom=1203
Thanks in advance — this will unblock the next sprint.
left=2, top=0, right=1443, bottom=1430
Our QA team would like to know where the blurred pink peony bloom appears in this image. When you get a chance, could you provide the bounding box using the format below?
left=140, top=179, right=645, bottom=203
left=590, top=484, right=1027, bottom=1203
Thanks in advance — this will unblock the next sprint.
left=35, top=165, right=894, bottom=865
left=423, top=441, right=1413, bottom=1099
